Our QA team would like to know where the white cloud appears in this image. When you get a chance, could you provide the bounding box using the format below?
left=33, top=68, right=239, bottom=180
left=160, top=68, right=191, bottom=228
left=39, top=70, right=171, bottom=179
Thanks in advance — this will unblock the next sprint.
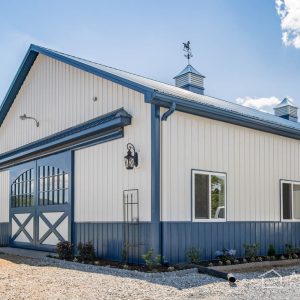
left=275, top=0, right=300, bottom=48
left=236, top=96, right=280, bottom=113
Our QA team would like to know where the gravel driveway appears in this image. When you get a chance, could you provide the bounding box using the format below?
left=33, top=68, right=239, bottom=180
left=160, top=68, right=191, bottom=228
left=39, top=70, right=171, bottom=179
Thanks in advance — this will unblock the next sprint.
left=0, top=252, right=300, bottom=300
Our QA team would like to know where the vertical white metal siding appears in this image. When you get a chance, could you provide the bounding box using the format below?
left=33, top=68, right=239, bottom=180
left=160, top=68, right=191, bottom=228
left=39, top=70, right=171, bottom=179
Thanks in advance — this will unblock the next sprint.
left=74, top=135, right=151, bottom=222
left=0, top=170, right=9, bottom=222
left=0, top=54, right=147, bottom=154
left=0, top=54, right=151, bottom=223
left=161, top=110, right=300, bottom=222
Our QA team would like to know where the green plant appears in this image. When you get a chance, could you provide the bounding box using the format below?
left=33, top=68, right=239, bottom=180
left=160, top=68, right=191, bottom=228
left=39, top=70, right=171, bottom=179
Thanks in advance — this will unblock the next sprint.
left=121, top=242, right=129, bottom=262
left=142, top=248, right=161, bottom=270
left=243, top=243, right=260, bottom=258
left=285, top=244, right=299, bottom=257
left=56, top=241, right=73, bottom=260
left=77, top=241, right=95, bottom=261
left=186, top=247, right=202, bottom=264
left=267, top=244, right=276, bottom=257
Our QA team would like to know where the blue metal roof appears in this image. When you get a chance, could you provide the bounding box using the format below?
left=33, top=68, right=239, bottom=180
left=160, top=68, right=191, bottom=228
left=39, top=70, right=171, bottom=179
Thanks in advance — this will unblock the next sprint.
left=174, top=64, right=205, bottom=78
left=1, top=44, right=300, bottom=139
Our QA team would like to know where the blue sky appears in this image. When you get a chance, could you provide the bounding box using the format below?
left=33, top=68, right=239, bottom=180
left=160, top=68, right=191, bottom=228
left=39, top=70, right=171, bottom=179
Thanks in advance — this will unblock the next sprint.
left=0, top=0, right=299, bottom=113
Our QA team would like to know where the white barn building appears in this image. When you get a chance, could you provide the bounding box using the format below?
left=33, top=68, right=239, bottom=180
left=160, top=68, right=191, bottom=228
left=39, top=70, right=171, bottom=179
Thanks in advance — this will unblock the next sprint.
left=0, top=45, right=299, bottom=263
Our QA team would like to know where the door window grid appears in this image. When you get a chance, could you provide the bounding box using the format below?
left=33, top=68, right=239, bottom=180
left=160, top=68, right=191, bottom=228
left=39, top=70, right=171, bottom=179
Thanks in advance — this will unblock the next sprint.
left=38, top=166, right=69, bottom=205
left=11, top=169, right=34, bottom=208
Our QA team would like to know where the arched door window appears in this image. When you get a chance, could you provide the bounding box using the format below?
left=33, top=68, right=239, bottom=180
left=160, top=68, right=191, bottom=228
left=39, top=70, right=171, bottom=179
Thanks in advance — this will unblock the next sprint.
left=38, top=166, right=69, bottom=205
left=11, top=169, right=34, bottom=208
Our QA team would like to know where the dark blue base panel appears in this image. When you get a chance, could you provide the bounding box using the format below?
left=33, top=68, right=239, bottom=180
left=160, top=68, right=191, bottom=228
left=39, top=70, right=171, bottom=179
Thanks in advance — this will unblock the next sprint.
left=74, top=222, right=153, bottom=263
left=162, top=221, right=300, bottom=263
left=0, top=223, right=9, bottom=246
left=74, top=221, right=300, bottom=264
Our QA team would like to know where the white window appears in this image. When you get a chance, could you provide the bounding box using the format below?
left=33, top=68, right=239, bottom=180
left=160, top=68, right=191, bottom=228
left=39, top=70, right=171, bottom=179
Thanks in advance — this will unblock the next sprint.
left=281, top=180, right=300, bottom=221
left=192, top=170, right=226, bottom=221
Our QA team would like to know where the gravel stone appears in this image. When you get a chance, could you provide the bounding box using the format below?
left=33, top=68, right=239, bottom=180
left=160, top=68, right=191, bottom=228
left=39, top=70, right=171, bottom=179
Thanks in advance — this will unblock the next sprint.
left=1, top=253, right=300, bottom=299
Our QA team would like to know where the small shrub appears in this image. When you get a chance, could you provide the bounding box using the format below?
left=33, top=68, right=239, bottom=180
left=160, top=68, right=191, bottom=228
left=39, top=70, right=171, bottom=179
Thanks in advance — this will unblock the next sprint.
left=121, top=242, right=129, bottom=262
left=56, top=241, right=73, bottom=260
left=243, top=243, right=260, bottom=258
left=215, top=249, right=236, bottom=263
left=77, top=241, right=95, bottom=261
left=142, top=248, right=161, bottom=270
left=186, top=247, right=202, bottom=264
left=285, top=244, right=299, bottom=257
left=267, top=244, right=276, bottom=257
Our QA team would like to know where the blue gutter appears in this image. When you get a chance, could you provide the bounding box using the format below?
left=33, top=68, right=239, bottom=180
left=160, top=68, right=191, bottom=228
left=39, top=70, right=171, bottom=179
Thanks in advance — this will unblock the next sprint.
left=0, top=108, right=131, bottom=167
left=151, top=92, right=300, bottom=140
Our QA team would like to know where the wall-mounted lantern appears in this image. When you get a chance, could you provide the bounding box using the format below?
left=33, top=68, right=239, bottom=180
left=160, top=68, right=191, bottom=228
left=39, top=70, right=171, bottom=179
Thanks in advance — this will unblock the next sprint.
left=124, top=143, right=138, bottom=170
left=19, top=114, right=39, bottom=127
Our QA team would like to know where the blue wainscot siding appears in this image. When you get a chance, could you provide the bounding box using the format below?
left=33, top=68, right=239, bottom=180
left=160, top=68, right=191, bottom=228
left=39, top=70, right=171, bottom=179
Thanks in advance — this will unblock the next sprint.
left=74, top=221, right=300, bottom=264
left=162, top=222, right=300, bottom=263
left=0, top=223, right=9, bottom=246
left=74, top=222, right=153, bottom=263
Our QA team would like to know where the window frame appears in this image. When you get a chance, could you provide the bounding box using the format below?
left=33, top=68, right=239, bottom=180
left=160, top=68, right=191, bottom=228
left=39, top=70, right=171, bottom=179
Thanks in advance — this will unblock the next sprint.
left=191, top=169, right=227, bottom=222
left=280, top=179, right=300, bottom=222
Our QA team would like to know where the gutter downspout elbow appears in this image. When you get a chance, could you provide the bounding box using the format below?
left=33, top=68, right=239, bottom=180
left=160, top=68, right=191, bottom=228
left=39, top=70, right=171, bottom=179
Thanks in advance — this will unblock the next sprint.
left=161, top=102, right=176, bottom=121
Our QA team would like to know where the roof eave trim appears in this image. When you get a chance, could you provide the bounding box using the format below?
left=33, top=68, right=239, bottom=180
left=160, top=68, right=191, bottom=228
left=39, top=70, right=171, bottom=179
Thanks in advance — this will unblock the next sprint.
left=151, top=92, right=300, bottom=140
left=0, top=44, right=155, bottom=126
left=0, top=48, right=39, bottom=126
left=31, top=45, right=154, bottom=97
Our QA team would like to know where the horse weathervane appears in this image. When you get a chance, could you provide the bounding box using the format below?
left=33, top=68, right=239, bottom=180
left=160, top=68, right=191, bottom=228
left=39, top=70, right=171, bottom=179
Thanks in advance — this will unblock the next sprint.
left=183, top=41, right=193, bottom=64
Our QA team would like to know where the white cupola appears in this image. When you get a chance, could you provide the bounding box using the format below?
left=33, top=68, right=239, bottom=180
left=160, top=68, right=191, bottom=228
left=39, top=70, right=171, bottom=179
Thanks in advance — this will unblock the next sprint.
left=174, top=64, right=205, bottom=95
left=274, top=97, right=298, bottom=122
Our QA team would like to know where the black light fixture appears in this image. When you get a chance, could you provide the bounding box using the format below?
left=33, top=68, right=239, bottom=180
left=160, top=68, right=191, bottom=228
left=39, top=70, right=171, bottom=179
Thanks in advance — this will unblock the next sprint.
left=19, top=114, right=39, bottom=127
left=124, top=143, right=138, bottom=170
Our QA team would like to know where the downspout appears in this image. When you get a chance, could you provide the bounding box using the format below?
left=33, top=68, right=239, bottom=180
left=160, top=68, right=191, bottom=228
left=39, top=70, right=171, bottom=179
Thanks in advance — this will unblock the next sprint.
left=159, top=101, right=176, bottom=264
left=161, top=102, right=176, bottom=121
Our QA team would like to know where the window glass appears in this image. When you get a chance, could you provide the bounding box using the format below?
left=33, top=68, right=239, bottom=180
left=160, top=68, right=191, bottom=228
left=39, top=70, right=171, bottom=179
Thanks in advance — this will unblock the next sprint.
left=194, top=174, right=209, bottom=219
left=11, top=169, right=34, bottom=208
left=293, top=184, right=300, bottom=219
left=193, top=171, right=226, bottom=220
left=282, top=183, right=292, bottom=219
left=38, top=166, right=68, bottom=206
left=211, top=175, right=225, bottom=219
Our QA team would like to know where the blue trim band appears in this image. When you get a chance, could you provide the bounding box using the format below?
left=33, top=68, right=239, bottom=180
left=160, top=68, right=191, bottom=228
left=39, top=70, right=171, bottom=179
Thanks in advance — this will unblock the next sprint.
left=0, top=108, right=131, bottom=167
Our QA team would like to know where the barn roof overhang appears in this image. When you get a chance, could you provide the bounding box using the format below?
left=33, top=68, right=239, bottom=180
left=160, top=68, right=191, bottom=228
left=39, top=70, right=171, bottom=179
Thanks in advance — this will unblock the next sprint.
left=0, top=108, right=131, bottom=169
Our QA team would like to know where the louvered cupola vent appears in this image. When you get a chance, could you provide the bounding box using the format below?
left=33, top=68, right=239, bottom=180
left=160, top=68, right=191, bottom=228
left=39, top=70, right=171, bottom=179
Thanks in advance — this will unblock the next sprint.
left=174, top=64, right=205, bottom=95
left=274, top=98, right=298, bottom=122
